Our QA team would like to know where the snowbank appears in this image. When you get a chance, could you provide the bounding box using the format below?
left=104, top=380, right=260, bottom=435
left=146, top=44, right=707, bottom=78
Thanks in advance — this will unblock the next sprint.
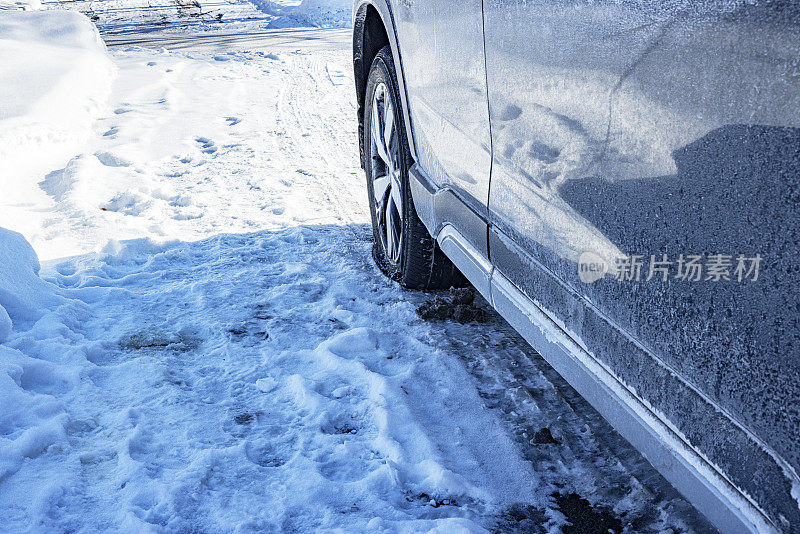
left=0, top=228, right=65, bottom=341
left=0, top=11, right=115, bottom=214
left=0, top=9, right=107, bottom=481
left=0, top=227, right=77, bottom=492
left=250, top=0, right=352, bottom=28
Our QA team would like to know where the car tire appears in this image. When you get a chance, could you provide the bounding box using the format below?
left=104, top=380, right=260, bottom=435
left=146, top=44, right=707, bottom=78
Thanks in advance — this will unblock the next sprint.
left=364, top=46, right=464, bottom=290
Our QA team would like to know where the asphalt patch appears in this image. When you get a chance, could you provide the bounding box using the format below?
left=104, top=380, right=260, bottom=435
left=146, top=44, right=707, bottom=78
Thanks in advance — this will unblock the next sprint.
left=553, top=492, right=623, bottom=534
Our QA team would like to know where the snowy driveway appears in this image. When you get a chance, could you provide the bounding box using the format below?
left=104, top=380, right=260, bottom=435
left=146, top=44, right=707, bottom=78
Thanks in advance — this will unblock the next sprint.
left=0, top=14, right=713, bottom=532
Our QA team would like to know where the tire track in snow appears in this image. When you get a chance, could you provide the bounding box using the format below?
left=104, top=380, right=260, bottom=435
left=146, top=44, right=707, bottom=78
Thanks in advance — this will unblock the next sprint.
left=271, top=50, right=367, bottom=231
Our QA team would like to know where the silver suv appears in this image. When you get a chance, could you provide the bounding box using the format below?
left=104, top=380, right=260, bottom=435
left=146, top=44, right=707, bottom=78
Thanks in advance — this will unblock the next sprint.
left=352, top=1, right=800, bottom=532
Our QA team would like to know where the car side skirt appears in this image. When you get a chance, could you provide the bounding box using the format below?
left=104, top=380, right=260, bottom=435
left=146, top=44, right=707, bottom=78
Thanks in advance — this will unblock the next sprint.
left=409, top=163, right=490, bottom=259
left=408, top=163, right=778, bottom=534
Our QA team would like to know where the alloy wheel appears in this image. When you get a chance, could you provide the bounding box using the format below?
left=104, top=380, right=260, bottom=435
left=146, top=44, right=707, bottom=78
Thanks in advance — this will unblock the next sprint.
left=369, top=82, right=402, bottom=265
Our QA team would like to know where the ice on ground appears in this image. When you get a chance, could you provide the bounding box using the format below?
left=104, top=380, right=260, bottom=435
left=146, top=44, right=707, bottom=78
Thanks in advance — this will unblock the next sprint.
left=48, top=0, right=352, bottom=34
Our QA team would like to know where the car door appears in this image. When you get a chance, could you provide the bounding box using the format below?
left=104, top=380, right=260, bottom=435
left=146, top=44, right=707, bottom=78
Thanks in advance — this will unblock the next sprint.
left=392, top=0, right=491, bottom=254
left=482, top=0, right=652, bottom=275
left=482, top=0, right=800, bottom=529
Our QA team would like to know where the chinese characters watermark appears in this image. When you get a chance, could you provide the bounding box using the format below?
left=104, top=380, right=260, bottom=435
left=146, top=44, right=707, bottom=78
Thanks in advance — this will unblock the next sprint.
left=578, top=252, right=761, bottom=284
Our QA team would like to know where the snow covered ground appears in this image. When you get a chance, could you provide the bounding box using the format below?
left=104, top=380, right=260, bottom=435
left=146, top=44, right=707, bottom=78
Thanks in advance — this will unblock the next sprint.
left=0, top=4, right=714, bottom=533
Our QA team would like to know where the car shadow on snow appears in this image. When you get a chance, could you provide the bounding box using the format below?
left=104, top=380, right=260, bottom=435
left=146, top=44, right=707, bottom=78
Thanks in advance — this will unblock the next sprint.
left=42, top=223, right=712, bottom=532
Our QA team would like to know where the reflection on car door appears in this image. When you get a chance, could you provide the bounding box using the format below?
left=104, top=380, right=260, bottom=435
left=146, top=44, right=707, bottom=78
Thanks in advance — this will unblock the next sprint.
left=482, top=0, right=800, bottom=529
left=392, top=0, right=491, bottom=253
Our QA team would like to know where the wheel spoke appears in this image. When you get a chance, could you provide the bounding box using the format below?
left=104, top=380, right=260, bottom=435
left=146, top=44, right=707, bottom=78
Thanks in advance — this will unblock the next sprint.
left=390, top=170, right=402, bottom=213
left=385, top=196, right=396, bottom=258
left=388, top=190, right=403, bottom=262
left=373, top=175, right=390, bottom=203
left=371, top=92, right=390, bottom=166
left=383, top=97, right=395, bottom=159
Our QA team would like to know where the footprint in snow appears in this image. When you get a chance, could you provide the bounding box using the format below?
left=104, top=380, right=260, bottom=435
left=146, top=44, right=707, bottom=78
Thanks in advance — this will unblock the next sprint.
left=315, top=446, right=376, bottom=483
left=225, top=116, right=241, bottom=126
left=163, top=368, right=192, bottom=390
left=244, top=433, right=297, bottom=468
left=118, top=328, right=201, bottom=353
left=323, top=328, right=379, bottom=360
left=195, top=137, right=217, bottom=154
left=79, top=449, right=119, bottom=482
left=95, top=151, right=132, bottom=167
left=314, top=382, right=355, bottom=401
left=320, top=411, right=364, bottom=436
left=85, top=347, right=128, bottom=367
left=234, top=413, right=255, bottom=425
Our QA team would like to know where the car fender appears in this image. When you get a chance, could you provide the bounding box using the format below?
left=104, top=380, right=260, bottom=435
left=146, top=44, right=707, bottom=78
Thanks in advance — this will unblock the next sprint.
left=353, top=0, right=418, bottom=163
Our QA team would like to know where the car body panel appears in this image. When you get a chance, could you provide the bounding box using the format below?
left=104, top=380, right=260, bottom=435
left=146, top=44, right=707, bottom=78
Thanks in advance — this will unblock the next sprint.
left=483, top=0, right=800, bottom=530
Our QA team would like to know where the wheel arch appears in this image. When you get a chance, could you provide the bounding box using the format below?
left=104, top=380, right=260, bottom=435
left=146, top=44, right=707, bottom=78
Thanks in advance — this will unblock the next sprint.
left=353, top=0, right=417, bottom=169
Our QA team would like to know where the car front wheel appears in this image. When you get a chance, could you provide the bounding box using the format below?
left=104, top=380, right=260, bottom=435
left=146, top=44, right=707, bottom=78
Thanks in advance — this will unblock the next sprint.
left=363, top=46, right=462, bottom=289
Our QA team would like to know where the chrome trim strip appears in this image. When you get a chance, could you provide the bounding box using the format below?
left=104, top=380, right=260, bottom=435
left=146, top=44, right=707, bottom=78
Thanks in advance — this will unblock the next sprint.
left=426, top=221, right=776, bottom=534
left=491, top=269, right=775, bottom=534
